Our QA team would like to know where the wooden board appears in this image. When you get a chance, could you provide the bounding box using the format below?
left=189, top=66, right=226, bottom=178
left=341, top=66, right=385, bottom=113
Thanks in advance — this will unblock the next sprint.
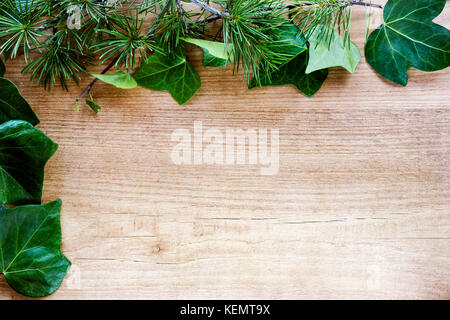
left=0, top=2, right=449, bottom=299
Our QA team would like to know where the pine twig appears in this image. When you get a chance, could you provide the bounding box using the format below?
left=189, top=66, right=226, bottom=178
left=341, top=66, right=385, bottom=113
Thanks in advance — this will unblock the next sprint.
left=148, top=0, right=172, bottom=35
left=77, top=0, right=172, bottom=104
left=189, top=0, right=230, bottom=17
left=347, top=1, right=383, bottom=9
left=176, top=0, right=189, bottom=29
left=76, top=0, right=225, bottom=105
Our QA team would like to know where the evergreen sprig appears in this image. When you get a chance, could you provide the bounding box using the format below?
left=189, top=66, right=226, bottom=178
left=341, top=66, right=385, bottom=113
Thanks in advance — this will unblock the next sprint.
left=0, top=0, right=448, bottom=107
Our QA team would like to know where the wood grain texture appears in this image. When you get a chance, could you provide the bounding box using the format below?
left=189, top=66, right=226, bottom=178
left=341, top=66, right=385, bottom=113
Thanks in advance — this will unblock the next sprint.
left=0, top=2, right=449, bottom=299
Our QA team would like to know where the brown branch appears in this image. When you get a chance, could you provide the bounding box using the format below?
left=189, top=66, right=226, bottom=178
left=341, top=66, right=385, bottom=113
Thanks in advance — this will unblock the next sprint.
left=189, top=0, right=230, bottom=17
left=347, top=1, right=383, bottom=9
left=75, top=56, right=118, bottom=105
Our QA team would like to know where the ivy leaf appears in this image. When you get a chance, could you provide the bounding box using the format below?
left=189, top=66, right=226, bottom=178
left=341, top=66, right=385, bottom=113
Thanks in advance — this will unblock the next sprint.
left=0, top=200, right=71, bottom=297
left=86, top=98, right=101, bottom=114
left=0, top=120, right=58, bottom=205
left=133, top=43, right=201, bottom=105
left=306, top=26, right=361, bottom=74
left=203, top=50, right=229, bottom=67
left=249, top=52, right=328, bottom=97
left=249, top=24, right=327, bottom=97
left=91, top=71, right=137, bottom=89
left=183, top=38, right=232, bottom=67
left=365, top=0, right=450, bottom=85
left=268, top=24, right=308, bottom=60
left=0, top=78, right=39, bottom=126
left=0, top=59, right=5, bottom=77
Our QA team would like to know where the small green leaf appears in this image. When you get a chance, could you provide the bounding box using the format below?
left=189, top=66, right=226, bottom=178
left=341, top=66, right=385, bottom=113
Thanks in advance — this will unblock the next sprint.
left=365, top=0, right=450, bottom=85
left=306, top=26, right=361, bottom=74
left=86, top=98, right=101, bottom=114
left=0, top=200, right=71, bottom=297
left=0, top=78, right=39, bottom=126
left=92, top=71, right=138, bottom=89
left=0, top=59, right=5, bottom=77
left=183, top=38, right=230, bottom=61
left=183, top=38, right=232, bottom=68
left=133, top=43, right=201, bottom=105
left=0, top=120, right=58, bottom=205
left=249, top=52, right=328, bottom=97
left=203, top=50, right=229, bottom=67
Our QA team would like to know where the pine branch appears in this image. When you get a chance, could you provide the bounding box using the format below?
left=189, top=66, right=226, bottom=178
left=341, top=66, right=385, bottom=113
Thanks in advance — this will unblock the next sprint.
left=349, top=1, right=383, bottom=9
left=0, top=0, right=386, bottom=106
left=176, top=0, right=189, bottom=28
left=148, top=0, right=172, bottom=35
left=189, top=0, right=230, bottom=17
left=76, top=0, right=224, bottom=104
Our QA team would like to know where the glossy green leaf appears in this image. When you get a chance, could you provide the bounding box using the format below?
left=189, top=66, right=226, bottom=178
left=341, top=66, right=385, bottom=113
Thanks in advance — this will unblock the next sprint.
left=249, top=51, right=328, bottom=97
left=92, top=71, right=137, bottom=89
left=133, top=44, right=201, bottom=105
left=365, top=0, right=450, bottom=85
left=0, top=200, right=71, bottom=297
left=0, top=59, right=5, bottom=77
left=249, top=24, right=326, bottom=97
left=0, top=78, right=39, bottom=126
left=86, top=98, right=101, bottom=114
left=306, top=26, right=361, bottom=74
left=0, top=120, right=58, bottom=205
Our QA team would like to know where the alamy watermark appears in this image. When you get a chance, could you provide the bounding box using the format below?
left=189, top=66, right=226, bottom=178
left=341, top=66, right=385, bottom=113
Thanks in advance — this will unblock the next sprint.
left=67, top=1, right=119, bottom=30
left=171, top=121, right=279, bottom=175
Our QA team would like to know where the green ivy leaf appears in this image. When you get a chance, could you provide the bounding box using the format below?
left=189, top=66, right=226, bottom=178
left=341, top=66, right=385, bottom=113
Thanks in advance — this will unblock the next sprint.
left=0, top=78, right=39, bottom=126
left=365, top=0, right=450, bottom=85
left=249, top=52, right=328, bottom=97
left=249, top=24, right=327, bottom=97
left=86, top=98, right=101, bottom=114
left=92, top=71, right=137, bottom=89
left=0, top=59, right=5, bottom=77
left=0, top=120, right=58, bottom=205
left=133, top=43, right=201, bottom=105
left=306, top=26, right=361, bottom=74
left=183, top=38, right=232, bottom=67
left=268, top=24, right=308, bottom=60
left=0, top=200, right=71, bottom=297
